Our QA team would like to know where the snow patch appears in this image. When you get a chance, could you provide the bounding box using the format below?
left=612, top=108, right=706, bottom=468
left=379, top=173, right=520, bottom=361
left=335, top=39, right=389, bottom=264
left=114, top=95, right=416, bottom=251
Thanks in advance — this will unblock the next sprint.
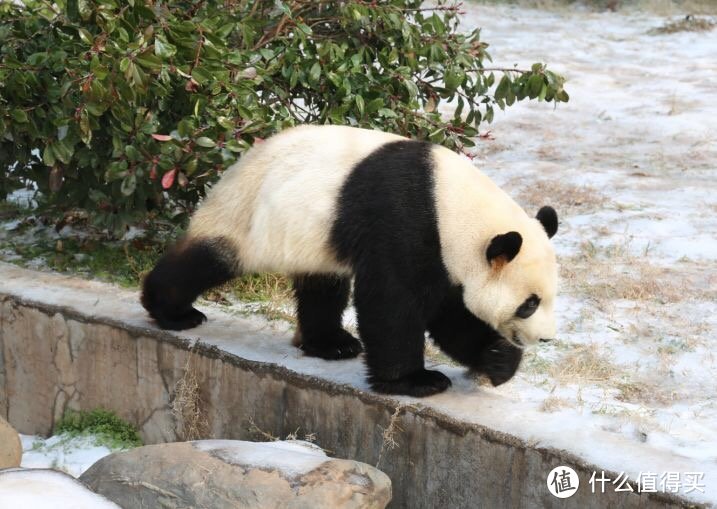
left=0, top=469, right=120, bottom=509
left=193, top=440, right=328, bottom=477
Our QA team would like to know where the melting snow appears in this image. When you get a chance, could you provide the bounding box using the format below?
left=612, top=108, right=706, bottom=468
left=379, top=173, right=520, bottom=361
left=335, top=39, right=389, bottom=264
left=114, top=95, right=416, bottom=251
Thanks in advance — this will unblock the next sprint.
left=194, top=440, right=328, bottom=477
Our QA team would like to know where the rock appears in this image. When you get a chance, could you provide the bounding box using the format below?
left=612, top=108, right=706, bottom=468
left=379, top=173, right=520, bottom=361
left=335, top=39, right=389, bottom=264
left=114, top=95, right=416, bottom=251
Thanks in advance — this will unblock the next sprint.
left=0, top=468, right=121, bottom=508
left=81, top=440, right=392, bottom=509
left=0, top=416, right=21, bottom=469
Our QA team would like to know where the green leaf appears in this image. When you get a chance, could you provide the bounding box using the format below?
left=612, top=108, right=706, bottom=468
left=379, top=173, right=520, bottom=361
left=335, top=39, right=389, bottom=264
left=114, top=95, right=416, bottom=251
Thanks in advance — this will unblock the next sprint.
left=366, top=98, right=384, bottom=113
left=378, top=108, right=398, bottom=118
left=538, top=83, right=548, bottom=101
left=43, top=145, right=56, bottom=166
left=124, top=145, right=141, bottom=161
left=195, top=136, right=216, bottom=148
left=309, top=62, right=321, bottom=84
left=355, top=95, right=365, bottom=116
left=120, top=174, right=137, bottom=196
left=494, top=75, right=511, bottom=101
left=11, top=110, right=28, bottom=123
left=225, top=139, right=248, bottom=153
left=444, top=69, right=464, bottom=93
left=154, top=37, right=177, bottom=58
left=403, top=80, right=419, bottom=100
left=78, top=28, right=93, bottom=45
left=527, top=74, right=544, bottom=99
left=136, top=51, right=162, bottom=70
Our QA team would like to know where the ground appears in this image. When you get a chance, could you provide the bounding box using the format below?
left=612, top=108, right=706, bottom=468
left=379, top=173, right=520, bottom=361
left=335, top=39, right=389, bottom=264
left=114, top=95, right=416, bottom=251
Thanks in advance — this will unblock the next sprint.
left=451, top=2, right=717, bottom=467
left=2, top=0, right=716, bottom=501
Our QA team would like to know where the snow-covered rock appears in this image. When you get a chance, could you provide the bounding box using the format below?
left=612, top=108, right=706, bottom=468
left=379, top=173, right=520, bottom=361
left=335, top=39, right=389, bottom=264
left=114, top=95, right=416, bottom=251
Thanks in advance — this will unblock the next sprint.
left=80, top=440, right=392, bottom=509
left=0, top=468, right=120, bottom=509
left=0, top=417, right=21, bottom=469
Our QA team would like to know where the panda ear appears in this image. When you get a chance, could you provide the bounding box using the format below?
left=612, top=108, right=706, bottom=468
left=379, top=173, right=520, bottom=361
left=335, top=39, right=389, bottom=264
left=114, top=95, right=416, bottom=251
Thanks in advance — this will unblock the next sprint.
left=536, top=206, right=558, bottom=239
left=486, top=231, right=523, bottom=269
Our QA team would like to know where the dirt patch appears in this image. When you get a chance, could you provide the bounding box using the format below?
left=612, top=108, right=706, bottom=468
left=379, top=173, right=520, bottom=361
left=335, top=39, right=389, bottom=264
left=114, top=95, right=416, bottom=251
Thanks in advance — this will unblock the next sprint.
left=615, top=380, right=681, bottom=405
left=514, top=180, right=610, bottom=215
left=648, top=15, right=716, bottom=34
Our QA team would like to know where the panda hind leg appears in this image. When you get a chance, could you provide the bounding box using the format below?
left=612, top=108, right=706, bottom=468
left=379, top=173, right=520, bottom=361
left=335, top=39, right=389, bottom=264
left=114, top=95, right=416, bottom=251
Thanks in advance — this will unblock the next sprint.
left=141, top=237, right=238, bottom=330
left=293, top=274, right=363, bottom=360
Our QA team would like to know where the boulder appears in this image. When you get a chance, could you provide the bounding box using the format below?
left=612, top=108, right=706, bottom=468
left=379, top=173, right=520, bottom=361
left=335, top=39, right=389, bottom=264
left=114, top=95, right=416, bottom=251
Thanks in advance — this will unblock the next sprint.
left=0, top=468, right=120, bottom=508
left=81, top=440, right=391, bottom=509
left=0, top=416, right=21, bottom=469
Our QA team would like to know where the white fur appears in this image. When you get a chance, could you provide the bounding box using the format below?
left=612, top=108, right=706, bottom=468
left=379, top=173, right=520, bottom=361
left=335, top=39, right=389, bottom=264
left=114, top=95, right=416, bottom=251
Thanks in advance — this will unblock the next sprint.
left=189, top=125, right=557, bottom=345
left=431, top=146, right=557, bottom=345
left=188, top=125, right=402, bottom=274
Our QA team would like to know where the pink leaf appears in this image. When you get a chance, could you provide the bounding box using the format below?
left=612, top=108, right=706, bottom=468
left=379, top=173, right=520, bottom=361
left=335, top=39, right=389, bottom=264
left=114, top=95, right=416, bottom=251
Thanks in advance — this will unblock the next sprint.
left=152, top=134, right=172, bottom=141
left=161, top=169, right=176, bottom=189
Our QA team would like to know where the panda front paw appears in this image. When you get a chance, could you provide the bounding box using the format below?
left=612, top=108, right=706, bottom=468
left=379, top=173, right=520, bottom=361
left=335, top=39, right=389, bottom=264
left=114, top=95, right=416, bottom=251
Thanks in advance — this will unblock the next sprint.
left=371, top=369, right=452, bottom=397
left=153, top=307, right=208, bottom=331
left=471, top=341, right=523, bottom=386
left=299, top=329, right=363, bottom=360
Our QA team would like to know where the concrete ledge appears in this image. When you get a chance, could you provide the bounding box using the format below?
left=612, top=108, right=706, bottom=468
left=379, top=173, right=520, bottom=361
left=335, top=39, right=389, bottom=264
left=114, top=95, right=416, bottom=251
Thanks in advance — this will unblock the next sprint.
left=0, top=263, right=708, bottom=508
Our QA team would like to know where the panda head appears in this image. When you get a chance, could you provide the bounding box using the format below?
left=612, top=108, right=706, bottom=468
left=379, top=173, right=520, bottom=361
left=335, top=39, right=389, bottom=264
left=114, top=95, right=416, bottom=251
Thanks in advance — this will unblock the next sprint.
left=463, top=206, right=559, bottom=348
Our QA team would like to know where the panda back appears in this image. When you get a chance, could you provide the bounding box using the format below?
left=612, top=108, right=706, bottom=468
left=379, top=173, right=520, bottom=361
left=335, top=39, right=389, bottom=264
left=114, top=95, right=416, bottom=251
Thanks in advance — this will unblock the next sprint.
left=188, top=125, right=405, bottom=274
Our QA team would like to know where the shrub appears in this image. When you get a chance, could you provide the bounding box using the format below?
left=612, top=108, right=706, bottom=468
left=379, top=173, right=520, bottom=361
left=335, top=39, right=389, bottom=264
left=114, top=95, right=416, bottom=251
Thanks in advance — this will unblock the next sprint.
left=55, top=408, right=143, bottom=449
left=0, top=0, right=568, bottom=235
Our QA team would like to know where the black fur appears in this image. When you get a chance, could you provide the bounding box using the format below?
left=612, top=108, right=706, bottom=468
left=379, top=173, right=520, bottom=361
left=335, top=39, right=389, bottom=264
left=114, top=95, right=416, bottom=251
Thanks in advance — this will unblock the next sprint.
left=330, top=140, right=456, bottom=397
left=428, top=287, right=523, bottom=386
left=486, top=231, right=523, bottom=264
left=293, top=274, right=362, bottom=359
left=141, top=237, right=236, bottom=330
left=536, top=205, right=558, bottom=238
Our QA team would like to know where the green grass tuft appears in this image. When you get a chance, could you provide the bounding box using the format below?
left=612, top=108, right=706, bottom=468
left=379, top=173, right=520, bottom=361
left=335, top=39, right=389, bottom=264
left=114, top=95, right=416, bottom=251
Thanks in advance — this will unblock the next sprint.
left=54, top=409, right=143, bottom=449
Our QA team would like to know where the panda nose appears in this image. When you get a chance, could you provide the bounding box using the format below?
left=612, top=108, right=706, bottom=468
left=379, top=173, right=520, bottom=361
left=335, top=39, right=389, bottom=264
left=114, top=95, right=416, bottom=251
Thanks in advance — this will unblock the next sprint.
left=539, top=338, right=553, bottom=343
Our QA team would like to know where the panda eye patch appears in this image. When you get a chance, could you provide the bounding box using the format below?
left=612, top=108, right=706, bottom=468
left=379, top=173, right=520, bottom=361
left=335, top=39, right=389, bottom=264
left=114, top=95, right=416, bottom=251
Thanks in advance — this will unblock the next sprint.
left=516, top=294, right=540, bottom=319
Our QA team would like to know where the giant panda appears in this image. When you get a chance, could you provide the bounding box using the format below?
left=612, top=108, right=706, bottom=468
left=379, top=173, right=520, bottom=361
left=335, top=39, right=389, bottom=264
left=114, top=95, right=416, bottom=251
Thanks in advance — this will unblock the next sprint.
left=141, top=125, right=559, bottom=397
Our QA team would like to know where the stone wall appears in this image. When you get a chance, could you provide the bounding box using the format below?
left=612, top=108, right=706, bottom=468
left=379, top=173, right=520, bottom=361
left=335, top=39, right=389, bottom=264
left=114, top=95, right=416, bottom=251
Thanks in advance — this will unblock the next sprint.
left=0, top=264, right=705, bottom=508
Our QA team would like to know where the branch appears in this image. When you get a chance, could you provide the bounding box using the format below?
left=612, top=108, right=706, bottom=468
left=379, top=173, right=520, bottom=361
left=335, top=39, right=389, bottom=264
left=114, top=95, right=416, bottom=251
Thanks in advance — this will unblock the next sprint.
left=470, top=67, right=530, bottom=74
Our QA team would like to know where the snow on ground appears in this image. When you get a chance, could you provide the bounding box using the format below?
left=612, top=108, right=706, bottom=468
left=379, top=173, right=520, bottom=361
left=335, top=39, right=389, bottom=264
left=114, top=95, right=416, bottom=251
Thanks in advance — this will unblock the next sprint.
left=448, top=0, right=717, bottom=496
left=19, top=434, right=115, bottom=478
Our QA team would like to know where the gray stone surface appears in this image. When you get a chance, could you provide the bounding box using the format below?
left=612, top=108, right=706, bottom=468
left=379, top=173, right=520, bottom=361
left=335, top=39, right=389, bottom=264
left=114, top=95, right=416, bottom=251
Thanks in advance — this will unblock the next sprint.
left=80, top=440, right=391, bottom=509
left=0, top=416, right=21, bottom=469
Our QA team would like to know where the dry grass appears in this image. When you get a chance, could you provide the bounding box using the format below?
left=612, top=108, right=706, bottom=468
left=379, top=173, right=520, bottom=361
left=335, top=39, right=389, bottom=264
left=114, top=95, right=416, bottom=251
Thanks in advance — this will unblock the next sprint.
left=376, top=404, right=415, bottom=469
left=648, top=15, right=716, bottom=34
left=665, top=93, right=702, bottom=116
left=172, top=357, right=209, bottom=441
left=549, top=344, right=618, bottom=384
left=615, top=380, right=681, bottom=405
left=514, top=180, right=609, bottom=215
left=223, top=273, right=293, bottom=303
left=559, top=240, right=714, bottom=306
left=208, top=272, right=296, bottom=323
left=541, top=395, right=574, bottom=412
